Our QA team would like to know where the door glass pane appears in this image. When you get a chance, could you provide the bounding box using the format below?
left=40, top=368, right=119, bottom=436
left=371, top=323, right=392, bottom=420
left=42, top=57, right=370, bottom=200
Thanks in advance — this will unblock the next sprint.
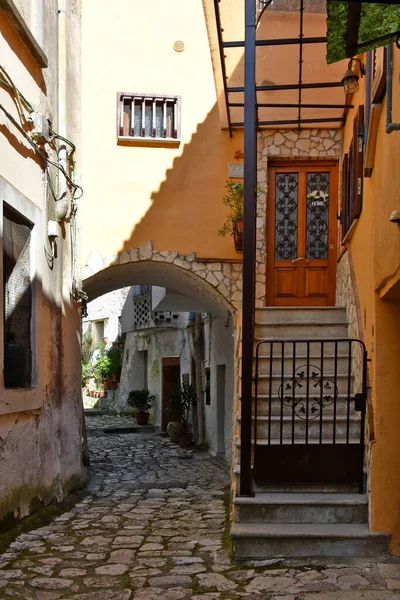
left=306, top=172, right=330, bottom=259
left=275, top=173, right=298, bottom=260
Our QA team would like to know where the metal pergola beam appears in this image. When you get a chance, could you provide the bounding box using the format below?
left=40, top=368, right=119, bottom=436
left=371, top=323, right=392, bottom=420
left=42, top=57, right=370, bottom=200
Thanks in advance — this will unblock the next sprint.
left=213, top=0, right=233, bottom=137
left=240, top=0, right=257, bottom=498
left=229, top=103, right=354, bottom=108
left=232, top=117, right=346, bottom=127
left=345, top=2, right=362, bottom=56
left=223, top=36, right=327, bottom=47
left=228, top=81, right=344, bottom=93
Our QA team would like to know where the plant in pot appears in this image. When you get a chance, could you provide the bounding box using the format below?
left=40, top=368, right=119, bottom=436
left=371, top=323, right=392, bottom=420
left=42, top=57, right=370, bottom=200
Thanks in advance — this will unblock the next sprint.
left=107, top=346, right=123, bottom=388
left=127, top=389, right=156, bottom=425
left=93, top=350, right=112, bottom=394
left=218, top=179, right=264, bottom=252
left=166, top=381, right=197, bottom=447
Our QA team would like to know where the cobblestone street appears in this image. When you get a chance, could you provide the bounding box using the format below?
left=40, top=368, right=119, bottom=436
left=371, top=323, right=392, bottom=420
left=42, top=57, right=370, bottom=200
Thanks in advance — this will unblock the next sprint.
left=1, top=415, right=400, bottom=599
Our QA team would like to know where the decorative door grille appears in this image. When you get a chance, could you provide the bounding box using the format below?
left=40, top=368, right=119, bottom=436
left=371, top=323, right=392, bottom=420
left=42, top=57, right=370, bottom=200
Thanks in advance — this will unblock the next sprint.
left=253, top=338, right=367, bottom=491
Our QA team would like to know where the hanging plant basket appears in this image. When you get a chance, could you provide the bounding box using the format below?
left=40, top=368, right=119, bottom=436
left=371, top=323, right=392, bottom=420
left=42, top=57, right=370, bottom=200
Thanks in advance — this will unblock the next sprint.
left=233, top=218, right=244, bottom=252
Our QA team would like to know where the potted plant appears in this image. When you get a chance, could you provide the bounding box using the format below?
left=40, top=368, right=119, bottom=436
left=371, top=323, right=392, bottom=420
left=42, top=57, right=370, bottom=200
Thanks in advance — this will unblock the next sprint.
left=218, top=180, right=264, bottom=252
left=107, top=346, right=123, bottom=384
left=166, top=381, right=197, bottom=447
left=127, top=389, right=156, bottom=425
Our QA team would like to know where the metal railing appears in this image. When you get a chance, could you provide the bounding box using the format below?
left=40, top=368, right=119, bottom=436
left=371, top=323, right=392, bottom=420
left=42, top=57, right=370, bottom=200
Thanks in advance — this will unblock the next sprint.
left=252, top=338, right=367, bottom=491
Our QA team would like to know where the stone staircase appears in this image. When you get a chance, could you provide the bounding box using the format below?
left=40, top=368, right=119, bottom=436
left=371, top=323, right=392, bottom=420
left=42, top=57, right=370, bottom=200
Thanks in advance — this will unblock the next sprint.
left=231, top=307, right=390, bottom=559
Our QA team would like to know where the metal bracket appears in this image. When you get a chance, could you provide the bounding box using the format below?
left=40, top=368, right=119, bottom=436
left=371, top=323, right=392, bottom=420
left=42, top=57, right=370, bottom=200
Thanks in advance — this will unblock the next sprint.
left=354, top=393, right=366, bottom=412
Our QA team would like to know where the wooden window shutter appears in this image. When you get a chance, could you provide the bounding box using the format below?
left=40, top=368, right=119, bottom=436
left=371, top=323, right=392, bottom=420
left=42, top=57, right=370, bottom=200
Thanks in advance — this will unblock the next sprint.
left=352, top=105, right=364, bottom=220
left=371, top=47, right=387, bottom=103
left=342, top=153, right=350, bottom=236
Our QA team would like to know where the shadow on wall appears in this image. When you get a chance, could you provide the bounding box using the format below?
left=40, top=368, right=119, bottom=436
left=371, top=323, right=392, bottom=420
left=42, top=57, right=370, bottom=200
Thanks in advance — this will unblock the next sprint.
left=116, top=104, right=243, bottom=258
left=97, top=7, right=346, bottom=263
left=0, top=14, right=47, bottom=92
left=0, top=269, right=84, bottom=525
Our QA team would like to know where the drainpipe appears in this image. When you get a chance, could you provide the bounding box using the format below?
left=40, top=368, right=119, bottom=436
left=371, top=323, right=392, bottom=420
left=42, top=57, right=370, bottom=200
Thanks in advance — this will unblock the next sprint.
left=56, top=0, right=69, bottom=221
left=386, top=44, right=400, bottom=134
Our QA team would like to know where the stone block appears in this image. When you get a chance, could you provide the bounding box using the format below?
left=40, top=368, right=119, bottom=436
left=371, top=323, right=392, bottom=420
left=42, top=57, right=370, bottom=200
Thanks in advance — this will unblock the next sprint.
left=174, top=258, right=190, bottom=270
left=274, top=132, right=285, bottom=146
left=118, top=251, right=130, bottom=264
left=296, top=138, right=311, bottom=150
left=129, top=248, right=139, bottom=261
left=139, top=240, right=153, bottom=260
left=283, top=130, right=298, bottom=142
left=165, top=251, right=178, bottom=263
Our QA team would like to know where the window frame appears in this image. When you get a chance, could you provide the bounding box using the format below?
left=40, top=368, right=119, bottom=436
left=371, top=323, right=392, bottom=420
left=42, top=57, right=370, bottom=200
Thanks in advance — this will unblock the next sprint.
left=341, top=105, right=364, bottom=240
left=116, top=92, right=181, bottom=144
left=0, top=175, right=43, bottom=414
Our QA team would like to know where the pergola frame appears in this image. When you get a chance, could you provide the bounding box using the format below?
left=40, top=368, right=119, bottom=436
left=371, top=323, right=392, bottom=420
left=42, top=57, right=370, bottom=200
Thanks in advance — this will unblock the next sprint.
left=237, top=0, right=400, bottom=497
left=214, top=0, right=355, bottom=137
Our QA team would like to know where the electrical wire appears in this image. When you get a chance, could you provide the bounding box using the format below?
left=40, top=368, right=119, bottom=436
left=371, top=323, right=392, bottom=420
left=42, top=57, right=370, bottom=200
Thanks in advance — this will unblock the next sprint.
left=0, top=62, right=85, bottom=305
left=256, top=0, right=273, bottom=27
left=0, top=66, right=31, bottom=122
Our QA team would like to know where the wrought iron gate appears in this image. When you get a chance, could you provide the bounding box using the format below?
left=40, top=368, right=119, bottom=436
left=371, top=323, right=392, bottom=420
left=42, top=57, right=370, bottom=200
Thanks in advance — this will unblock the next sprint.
left=253, top=339, right=367, bottom=492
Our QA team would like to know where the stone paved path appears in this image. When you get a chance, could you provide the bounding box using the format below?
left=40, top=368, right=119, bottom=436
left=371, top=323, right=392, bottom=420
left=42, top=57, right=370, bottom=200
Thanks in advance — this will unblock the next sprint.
left=1, top=417, right=400, bottom=599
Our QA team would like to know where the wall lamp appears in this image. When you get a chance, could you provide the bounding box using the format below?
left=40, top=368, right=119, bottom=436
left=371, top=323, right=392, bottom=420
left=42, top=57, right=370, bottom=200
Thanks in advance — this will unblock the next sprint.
left=341, top=58, right=366, bottom=95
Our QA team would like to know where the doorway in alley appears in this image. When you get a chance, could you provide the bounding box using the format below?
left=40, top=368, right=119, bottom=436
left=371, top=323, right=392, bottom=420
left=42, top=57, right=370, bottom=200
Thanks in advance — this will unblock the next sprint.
left=267, top=161, right=338, bottom=306
left=161, top=357, right=181, bottom=433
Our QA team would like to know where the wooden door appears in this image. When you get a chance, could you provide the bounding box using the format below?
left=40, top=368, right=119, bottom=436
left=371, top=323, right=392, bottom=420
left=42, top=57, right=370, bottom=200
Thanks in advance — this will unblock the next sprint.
left=161, top=357, right=180, bottom=432
left=267, top=161, right=338, bottom=306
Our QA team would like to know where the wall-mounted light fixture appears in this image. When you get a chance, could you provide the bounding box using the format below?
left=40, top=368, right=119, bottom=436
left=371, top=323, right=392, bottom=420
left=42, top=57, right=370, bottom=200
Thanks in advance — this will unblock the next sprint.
left=341, top=58, right=366, bottom=95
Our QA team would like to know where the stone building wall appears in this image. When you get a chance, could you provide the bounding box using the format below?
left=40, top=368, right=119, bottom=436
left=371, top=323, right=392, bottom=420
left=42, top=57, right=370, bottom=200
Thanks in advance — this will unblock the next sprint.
left=255, top=128, right=342, bottom=305
left=83, top=241, right=243, bottom=312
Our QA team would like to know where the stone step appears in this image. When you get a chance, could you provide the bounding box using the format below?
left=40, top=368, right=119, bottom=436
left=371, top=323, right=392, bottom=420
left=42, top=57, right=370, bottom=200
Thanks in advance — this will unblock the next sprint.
left=247, top=394, right=357, bottom=416
left=237, top=415, right=361, bottom=440
left=255, top=373, right=354, bottom=395
left=255, top=322, right=349, bottom=339
left=255, top=306, right=347, bottom=324
left=232, top=465, right=361, bottom=495
left=231, top=522, right=390, bottom=559
left=233, top=492, right=368, bottom=524
left=253, top=354, right=351, bottom=376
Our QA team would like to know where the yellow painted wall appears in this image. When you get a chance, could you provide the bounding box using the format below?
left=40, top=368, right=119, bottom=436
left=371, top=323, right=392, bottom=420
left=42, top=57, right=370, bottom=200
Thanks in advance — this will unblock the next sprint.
left=80, top=0, right=245, bottom=264
left=341, top=48, right=400, bottom=551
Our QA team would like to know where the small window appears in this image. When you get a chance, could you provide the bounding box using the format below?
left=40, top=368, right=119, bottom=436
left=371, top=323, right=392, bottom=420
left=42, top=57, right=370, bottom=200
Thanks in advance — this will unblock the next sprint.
left=3, top=204, right=34, bottom=388
left=117, top=93, right=180, bottom=141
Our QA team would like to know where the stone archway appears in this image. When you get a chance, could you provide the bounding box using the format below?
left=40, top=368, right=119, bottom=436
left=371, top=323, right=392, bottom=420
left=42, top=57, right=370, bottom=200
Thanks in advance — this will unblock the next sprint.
left=82, top=240, right=242, bottom=312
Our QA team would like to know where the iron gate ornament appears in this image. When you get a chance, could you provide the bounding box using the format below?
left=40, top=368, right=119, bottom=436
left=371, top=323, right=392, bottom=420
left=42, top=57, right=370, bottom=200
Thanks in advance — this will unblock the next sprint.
left=278, top=364, right=338, bottom=420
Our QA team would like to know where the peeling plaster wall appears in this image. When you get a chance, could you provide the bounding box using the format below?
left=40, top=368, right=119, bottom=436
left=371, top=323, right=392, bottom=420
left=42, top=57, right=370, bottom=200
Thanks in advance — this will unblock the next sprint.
left=0, top=1, right=84, bottom=525
left=204, top=314, right=234, bottom=461
left=83, top=287, right=130, bottom=345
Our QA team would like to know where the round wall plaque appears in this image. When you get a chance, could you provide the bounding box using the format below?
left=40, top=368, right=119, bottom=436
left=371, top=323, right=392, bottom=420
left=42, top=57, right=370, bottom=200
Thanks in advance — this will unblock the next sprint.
left=173, top=40, right=185, bottom=52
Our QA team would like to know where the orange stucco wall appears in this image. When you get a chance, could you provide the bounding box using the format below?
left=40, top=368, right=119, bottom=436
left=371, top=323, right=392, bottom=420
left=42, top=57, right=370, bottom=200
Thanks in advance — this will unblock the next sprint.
left=80, top=0, right=245, bottom=264
left=341, top=49, right=400, bottom=551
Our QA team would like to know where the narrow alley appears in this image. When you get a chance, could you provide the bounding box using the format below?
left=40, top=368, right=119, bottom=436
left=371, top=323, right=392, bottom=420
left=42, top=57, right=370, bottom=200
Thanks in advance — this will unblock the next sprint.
left=0, top=416, right=400, bottom=600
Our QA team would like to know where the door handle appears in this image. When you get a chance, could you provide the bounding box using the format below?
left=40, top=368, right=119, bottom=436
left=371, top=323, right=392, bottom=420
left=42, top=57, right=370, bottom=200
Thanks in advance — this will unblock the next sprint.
left=292, top=257, right=311, bottom=264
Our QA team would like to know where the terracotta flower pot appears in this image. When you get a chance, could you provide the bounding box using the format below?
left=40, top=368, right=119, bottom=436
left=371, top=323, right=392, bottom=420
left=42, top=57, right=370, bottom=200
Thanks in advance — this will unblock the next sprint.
left=135, top=411, right=150, bottom=425
left=167, top=421, right=185, bottom=443
left=233, top=218, right=244, bottom=252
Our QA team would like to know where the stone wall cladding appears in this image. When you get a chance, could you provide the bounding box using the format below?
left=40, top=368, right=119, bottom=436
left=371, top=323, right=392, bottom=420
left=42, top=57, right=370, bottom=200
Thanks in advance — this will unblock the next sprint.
left=83, top=241, right=243, bottom=311
left=336, top=249, right=374, bottom=461
left=336, top=250, right=360, bottom=340
left=256, top=128, right=342, bottom=305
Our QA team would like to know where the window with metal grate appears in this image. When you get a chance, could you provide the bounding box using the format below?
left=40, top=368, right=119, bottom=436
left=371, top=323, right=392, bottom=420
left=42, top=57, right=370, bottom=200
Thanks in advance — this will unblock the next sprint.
left=3, top=203, right=33, bottom=388
left=117, top=93, right=180, bottom=140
